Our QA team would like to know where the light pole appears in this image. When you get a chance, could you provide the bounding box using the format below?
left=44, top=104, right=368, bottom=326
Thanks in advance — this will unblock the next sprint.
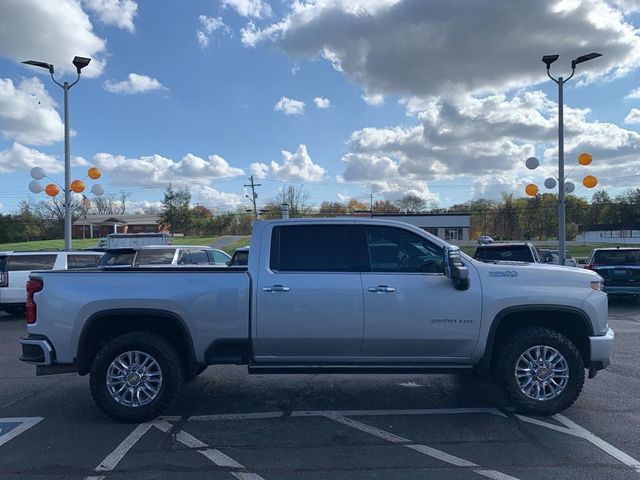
left=22, top=56, right=91, bottom=251
left=541, top=52, right=601, bottom=266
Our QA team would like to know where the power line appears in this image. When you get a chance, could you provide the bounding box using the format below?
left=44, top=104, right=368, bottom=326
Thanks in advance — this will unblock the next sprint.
left=243, top=175, right=261, bottom=220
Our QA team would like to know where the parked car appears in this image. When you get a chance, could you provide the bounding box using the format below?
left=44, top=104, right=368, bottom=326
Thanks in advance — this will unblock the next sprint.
left=476, top=235, right=494, bottom=244
left=539, top=249, right=577, bottom=267
left=1, top=251, right=103, bottom=315
left=474, top=242, right=542, bottom=263
left=133, top=245, right=231, bottom=267
left=21, top=218, right=612, bottom=422
left=228, top=246, right=249, bottom=266
left=586, top=247, right=640, bottom=297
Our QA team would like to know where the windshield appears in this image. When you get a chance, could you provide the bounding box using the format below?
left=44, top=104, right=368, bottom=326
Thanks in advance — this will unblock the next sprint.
left=592, top=249, right=640, bottom=266
left=99, top=251, right=136, bottom=266
left=135, top=249, right=176, bottom=265
left=475, top=246, right=533, bottom=262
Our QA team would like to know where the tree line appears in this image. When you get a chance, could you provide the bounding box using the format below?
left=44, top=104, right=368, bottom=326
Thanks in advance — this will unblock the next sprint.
left=1, top=184, right=639, bottom=244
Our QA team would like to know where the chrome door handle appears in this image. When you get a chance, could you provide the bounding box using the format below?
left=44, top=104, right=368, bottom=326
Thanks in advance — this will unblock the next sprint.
left=368, top=285, right=396, bottom=293
left=263, top=285, right=290, bottom=292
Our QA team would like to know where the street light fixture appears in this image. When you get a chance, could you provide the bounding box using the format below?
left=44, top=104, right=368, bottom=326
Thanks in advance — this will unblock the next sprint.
left=540, top=52, right=602, bottom=266
left=22, top=56, right=91, bottom=251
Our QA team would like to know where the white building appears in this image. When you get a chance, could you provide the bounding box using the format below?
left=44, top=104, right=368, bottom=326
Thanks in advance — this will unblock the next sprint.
left=370, top=213, right=471, bottom=241
left=576, top=225, right=640, bottom=244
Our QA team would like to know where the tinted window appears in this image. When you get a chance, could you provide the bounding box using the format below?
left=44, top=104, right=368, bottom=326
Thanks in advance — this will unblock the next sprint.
left=6, top=255, right=57, bottom=271
left=99, top=251, right=136, bottom=266
left=135, top=249, right=176, bottom=265
left=270, top=225, right=362, bottom=272
left=593, top=249, right=640, bottom=266
left=0, top=255, right=7, bottom=271
left=230, top=251, right=249, bottom=266
left=188, top=249, right=210, bottom=265
left=210, top=250, right=231, bottom=264
left=475, top=246, right=533, bottom=262
left=176, top=250, right=191, bottom=265
left=68, top=255, right=100, bottom=269
left=366, top=226, right=444, bottom=273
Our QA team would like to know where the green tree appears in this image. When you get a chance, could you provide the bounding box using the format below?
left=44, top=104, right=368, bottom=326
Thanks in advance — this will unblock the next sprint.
left=160, top=184, right=193, bottom=235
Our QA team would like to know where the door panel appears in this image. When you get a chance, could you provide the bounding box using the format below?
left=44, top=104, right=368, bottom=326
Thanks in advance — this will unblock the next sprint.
left=361, top=226, right=481, bottom=360
left=254, top=224, right=365, bottom=359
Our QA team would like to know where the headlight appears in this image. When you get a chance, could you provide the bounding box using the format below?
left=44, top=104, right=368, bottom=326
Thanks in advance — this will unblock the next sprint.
left=591, top=280, right=603, bottom=291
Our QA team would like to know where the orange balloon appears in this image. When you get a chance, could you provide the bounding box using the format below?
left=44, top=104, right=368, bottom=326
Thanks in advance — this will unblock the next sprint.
left=583, top=175, right=598, bottom=188
left=70, top=179, right=85, bottom=193
left=88, top=167, right=101, bottom=179
left=578, top=152, right=592, bottom=166
left=45, top=183, right=59, bottom=197
left=525, top=183, right=539, bottom=196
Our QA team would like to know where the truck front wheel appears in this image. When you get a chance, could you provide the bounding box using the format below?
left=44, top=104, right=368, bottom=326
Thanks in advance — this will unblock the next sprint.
left=90, top=332, right=183, bottom=423
left=496, top=327, right=585, bottom=415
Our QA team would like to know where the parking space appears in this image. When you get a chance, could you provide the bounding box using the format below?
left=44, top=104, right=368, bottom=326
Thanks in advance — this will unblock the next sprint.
left=1, top=298, right=639, bottom=479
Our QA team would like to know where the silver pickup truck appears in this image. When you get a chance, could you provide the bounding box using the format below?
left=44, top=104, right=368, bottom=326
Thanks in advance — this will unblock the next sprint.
left=20, top=218, right=614, bottom=422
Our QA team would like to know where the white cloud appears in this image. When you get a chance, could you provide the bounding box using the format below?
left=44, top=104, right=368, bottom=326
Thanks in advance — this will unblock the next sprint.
left=250, top=144, right=325, bottom=182
left=191, top=185, right=243, bottom=209
left=0, top=142, right=62, bottom=174
left=104, top=73, right=167, bottom=94
left=0, top=77, right=64, bottom=145
left=313, top=96, right=330, bottom=109
left=82, top=0, right=138, bottom=32
left=1, top=0, right=106, bottom=78
left=274, top=96, right=305, bottom=115
left=197, top=15, right=231, bottom=49
left=249, top=0, right=640, bottom=99
left=361, top=92, right=384, bottom=106
left=92, top=152, right=245, bottom=186
left=222, top=0, right=272, bottom=19
left=625, top=86, right=640, bottom=99
left=624, top=108, right=640, bottom=124
left=340, top=90, right=640, bottom=192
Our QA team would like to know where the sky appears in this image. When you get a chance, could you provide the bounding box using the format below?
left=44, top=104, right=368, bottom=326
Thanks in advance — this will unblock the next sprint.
left=1, top=0, right=640, bottom=215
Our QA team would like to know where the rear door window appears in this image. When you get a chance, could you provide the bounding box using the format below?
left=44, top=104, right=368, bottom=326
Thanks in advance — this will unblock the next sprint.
left=270, top=225, right=365, bottom=272
left=68, top=255, right=100, bottom=269
left=210, top=250, right=231, bottom=264
left=135, top=249, right=176, bottom=265
left=188, top=249, right=210, bottom=265
left=6, top=255, right=57, bottom=271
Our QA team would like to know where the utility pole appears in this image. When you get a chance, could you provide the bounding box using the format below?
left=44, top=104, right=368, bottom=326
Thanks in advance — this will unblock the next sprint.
left=244, top=175, right=261, bottom=220
left=370, top=194, right=373, bottom=218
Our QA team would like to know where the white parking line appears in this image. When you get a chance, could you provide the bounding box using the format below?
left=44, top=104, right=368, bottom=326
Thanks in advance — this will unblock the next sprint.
left=517, top=413, right=640, bottom=474
left=189, top=407, right=505, bottom=422
left=325, top=414, right=521, bottom=480
left=87, top=419, right=266, bottom=480
left=0, top=417, right=44, bottom=447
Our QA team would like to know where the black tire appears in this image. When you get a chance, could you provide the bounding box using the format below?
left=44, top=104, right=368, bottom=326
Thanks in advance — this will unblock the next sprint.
left=495, top=327, right=584, bottom=415
left=90, top=332, right=183, bottom=423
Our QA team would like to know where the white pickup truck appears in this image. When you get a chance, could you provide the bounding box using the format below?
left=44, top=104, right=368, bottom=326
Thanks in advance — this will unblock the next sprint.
left=20, top=218, right=614, bottom=423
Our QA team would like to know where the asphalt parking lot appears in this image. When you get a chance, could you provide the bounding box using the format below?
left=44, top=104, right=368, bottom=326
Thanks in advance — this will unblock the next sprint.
left=1, top=299, right=639, bottom=480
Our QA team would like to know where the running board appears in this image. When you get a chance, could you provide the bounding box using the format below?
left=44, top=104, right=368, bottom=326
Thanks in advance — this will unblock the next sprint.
left=248, top=365, right=473, bottom=375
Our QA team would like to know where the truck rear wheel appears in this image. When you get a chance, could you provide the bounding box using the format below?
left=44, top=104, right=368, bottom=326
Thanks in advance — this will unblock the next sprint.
left=90, top=332, right=183, bottom=423
left=496, top=327, right=584, bottom=415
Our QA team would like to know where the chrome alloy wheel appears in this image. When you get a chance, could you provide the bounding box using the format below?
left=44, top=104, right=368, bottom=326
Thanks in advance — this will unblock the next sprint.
left=514, top=345, right=569, bottom=401
left=106, top=350, right=163, bottom=407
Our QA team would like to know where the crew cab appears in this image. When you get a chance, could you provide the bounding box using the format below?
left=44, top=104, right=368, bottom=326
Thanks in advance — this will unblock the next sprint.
left=20, top=219, right=614, bottom=422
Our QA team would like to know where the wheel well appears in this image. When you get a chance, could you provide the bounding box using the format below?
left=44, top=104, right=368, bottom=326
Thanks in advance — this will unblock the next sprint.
left=488, top=310, right=591, bottom=372
left=76, top=312, right=196, bottom=376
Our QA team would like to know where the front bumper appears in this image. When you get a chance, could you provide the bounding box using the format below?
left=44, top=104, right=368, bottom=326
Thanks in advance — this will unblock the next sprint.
left=603, top=286, right=640, bottom=296
left=589, top=328, right=615, bottom=372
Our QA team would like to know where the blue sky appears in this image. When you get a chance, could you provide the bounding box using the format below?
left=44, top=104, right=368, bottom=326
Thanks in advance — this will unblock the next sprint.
left=1, top=0, right=640, bottom=215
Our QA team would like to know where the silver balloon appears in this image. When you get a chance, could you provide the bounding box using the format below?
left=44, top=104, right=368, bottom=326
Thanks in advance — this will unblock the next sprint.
left=28, top=180, right=43, bottom=193
left=91, top=184, right=104, bottom=196
left=565, top=182, right=575, bottom=194
left=30, top=167, right=45, bottom=180
left=544, top=177, right=557, bottom=189
left=525, top=157, right=539, bottom=170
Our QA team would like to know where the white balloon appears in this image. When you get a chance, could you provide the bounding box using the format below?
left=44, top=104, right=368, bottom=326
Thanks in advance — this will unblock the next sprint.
left=565, top=182, right=575, bottom=194
left=30, top=167, right=45, bottom=180
left=28, top=180, right=43, bottom=193
left=525, top=157, right=539, bottom=170
left=544, top=177, right=557, bottom=189
left=91, top=184, right=104, bottom=196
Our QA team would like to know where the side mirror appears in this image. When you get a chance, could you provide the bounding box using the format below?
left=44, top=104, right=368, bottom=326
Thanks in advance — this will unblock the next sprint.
left=445, top=246, right=469, bottom=290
